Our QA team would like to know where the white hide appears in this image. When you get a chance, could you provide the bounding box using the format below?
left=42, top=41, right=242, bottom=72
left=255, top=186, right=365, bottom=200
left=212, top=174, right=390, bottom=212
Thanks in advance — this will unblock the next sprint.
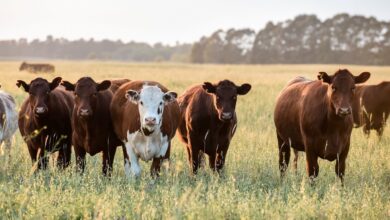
left=0, top=91, right=18, bottom=156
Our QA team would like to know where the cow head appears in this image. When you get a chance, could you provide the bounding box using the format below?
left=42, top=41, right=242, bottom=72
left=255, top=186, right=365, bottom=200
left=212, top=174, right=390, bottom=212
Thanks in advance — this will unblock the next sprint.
left=126, top=85, right=177, bottom=134
left=19, top=62, right=27, bottom=71
left=202, top=80, right=251, bottom=122
left=62, top=77, right=111, bottom=118
left=16, top=77, right=62, bottom=117
left=318, top=69, right=370, bottom=117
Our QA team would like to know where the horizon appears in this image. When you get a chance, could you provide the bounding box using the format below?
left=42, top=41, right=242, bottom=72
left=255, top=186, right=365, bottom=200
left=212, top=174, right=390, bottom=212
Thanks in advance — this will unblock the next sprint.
left=1, top=0, right=390, bottom=45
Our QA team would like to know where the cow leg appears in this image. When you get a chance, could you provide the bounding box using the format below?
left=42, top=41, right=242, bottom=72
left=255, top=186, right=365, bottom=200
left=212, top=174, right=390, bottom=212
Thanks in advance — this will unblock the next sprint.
left=215, top=149, right=227, bottom=173
left=74, top=146, right=86, bottom=174
left=335, top=142, right=349, bottom=186
left=102, top=146, right=117, bottom=176
left=305, top=150, right=319, bottom=184
left=124, top=142, right=141, bottom=177
left=187, top=133, right=203, bottom=174
left=37, top=147, right=48, bottom=170
left=56, top=140, right=71, bottom=170
left=293, top=149, right=299, bottom=172
left=27, top=144, right=38, bottom=165
left=1, top=139, right=12, bottom=158
left=362, top=112, right=371, bottom=136
left=151, top=157, right=163, bottom=178
left=277, top=134, right=290, bottom=177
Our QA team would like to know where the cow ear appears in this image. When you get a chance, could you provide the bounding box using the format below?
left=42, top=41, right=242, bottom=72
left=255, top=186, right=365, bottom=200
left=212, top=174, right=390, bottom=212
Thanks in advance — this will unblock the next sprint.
left=61, top=81, right=75, bottom=91
left=163, top=91, right=177, bottom=104
left=50, top=77, right=62, bottom=91
left=16, top=80, right=29, bottom=92
left=97, top=80, right=111, bottom=91
left=237, top=83, right=251, bottom=95
left=318, top=72, right=332, bottom=84
left=355, top=72, right=370, bottom=84
left=125, top=90, right=140, bottom=104
left=202, top=82, right=216, bottom=94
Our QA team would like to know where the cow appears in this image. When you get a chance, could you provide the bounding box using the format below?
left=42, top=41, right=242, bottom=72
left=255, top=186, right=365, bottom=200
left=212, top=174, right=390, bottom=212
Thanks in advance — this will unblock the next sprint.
left=0, top=85, right=18, bottom=157
left=352, top=82, right=390, bottom=136
left=110, top=81, right=180, bottom=177
left=176, top=80, right=251, bottom=174
left=19, top=62, right=55, bottom=73
left=274, top=69, right=370, bottom=184
left=61, top=77, right=129, bottom=176
left=17, top=77, right=74, bottom=170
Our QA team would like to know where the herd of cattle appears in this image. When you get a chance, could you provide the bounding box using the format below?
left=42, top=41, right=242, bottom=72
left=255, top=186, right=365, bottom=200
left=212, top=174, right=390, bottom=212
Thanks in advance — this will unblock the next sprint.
left=0, top=66, right=388, bottom=183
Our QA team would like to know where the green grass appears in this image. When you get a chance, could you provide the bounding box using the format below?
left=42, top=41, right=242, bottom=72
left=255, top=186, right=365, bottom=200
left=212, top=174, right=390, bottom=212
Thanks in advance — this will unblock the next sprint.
left=0, top=61, right=389, bottom=219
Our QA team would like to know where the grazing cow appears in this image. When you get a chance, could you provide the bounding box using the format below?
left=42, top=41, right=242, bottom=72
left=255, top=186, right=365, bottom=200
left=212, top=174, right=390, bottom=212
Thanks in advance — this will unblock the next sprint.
left=17, top=77, right=74, bottom=170
left=110, top=81, right=180, bottom=177
left=352, top=82, right=390, bottom=136
left=274, top=69, right=370, bottom=184
left=176, top=80, right=251, bottom=174
left=61, top=77, right=129, bottom=175
left=0, top=85, right=18, bottom=157
left=19, top=62, right=55, bottom=73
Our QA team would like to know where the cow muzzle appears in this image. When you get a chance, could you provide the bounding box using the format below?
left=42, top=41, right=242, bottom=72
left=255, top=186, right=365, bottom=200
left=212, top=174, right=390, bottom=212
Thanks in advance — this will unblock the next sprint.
left=35, top=106, right=48, bottom=115
left=337, top=107, right=351, bottom=117
left=144, top=117, right=157, bottom=126
left=220, top=112, right=233, bottom=120
left=78, top=108, right=92, bottom=117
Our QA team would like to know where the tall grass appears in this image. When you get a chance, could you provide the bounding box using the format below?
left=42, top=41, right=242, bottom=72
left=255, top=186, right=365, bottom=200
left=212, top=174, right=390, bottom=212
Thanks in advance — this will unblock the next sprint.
left=0, top=61, right=389, bottom=219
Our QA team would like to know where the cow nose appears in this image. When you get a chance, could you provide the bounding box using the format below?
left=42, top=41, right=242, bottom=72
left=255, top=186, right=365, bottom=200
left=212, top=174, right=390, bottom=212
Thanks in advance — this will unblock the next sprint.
left=35, top=107, right=46, bottom=114
left=79, top=109, right=90, bottom=116
left=145, top=117, right=157, bottom=125
left=339, top=107, right=351, bottom=116
left=221, top=112, right=232, bottom=119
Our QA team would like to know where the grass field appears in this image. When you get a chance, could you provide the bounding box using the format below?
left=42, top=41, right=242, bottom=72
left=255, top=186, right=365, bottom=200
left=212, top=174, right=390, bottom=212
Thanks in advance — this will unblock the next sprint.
left=0, top=61, right=389, bottom=219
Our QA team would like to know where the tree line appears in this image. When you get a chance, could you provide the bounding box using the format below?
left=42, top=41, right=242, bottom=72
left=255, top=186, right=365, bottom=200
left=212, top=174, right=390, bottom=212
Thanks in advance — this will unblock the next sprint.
left=191, top=13, right=390, bottom=65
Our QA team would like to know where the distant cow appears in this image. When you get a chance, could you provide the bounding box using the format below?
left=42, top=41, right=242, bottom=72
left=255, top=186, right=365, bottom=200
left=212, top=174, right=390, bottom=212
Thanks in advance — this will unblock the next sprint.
left=17, top=77, right=74, bottom=170
left=274, top=69, right=370, bottom=184
left=0, top=85, right=18, bottom=157
left=176, top=80, right=251, bottom=174
left=352, top=82, right=390, bottom=136
left=62, top=77, right=129, bottom=175
left=19, top=62, right=55, bottom=73
left=110, top=81, right=180, bottom=177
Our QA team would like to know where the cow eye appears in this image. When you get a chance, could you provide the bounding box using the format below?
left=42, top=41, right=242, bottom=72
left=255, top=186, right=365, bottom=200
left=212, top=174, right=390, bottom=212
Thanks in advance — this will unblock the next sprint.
left=140, top=101, right=143, bottom=105
left=159, top=102, right=163, bottom=105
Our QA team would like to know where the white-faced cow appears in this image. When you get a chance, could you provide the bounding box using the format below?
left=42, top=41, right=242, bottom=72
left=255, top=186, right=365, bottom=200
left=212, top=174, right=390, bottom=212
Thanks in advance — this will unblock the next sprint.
left=0, top=85, right=18, bottom=157
left=17, top=77, right=74, bottom=170
left=176, top=80, right=251, bottom=174
left=110, top=81, right=180, bottom=177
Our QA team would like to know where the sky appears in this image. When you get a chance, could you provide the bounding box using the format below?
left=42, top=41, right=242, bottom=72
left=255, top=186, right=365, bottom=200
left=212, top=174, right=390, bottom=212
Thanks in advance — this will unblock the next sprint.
left=1, top=0, right=390, bottom=45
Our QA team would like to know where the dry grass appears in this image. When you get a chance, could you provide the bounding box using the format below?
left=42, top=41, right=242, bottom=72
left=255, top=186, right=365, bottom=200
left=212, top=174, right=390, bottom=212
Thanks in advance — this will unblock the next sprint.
left=0, top=61, right=389, bottom=219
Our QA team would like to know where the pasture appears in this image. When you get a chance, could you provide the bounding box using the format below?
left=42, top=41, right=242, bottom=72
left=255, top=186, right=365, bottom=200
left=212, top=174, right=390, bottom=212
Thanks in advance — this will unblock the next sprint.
left=0, top=61, right=389, bottom=219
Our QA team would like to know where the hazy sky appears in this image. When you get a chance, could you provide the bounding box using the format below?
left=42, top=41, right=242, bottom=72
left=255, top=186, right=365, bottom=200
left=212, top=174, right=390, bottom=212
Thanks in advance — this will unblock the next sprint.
left=1, top=0, right=390, bottom=45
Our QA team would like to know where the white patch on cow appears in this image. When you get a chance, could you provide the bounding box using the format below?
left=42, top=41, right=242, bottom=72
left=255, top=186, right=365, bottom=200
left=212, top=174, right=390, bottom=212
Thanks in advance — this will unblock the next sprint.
left=124, top=137, right=141, bottom=177
left=124, top=129, right=170, bottom=176
left=124, top=158, right=132, bottom=178
left=136, top=85, right=166, bottom=131
left=0, top=91, right=18, bottom=156
left=288, top=138, right=292, bottom=147
left=204, top=130, right=209, bottom=145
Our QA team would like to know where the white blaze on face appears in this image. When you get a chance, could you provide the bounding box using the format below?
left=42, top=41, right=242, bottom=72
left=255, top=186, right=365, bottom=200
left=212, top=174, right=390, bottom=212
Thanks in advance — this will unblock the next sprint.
left=126, top=84, right=177, bottom=131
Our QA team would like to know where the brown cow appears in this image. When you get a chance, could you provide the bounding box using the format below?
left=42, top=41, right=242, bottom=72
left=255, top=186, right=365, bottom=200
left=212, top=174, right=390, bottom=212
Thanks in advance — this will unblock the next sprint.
left=352, top=82, right=390, bottom=136
left=19, top=62, right=55, bottom=73
left=62, top=77, right=129, bottom=175
left=110, top=81, right=180, bottom=177
left=274, top=69, right=370, bottom=184
left=17, top=77, right=74, bottom=170
left=176, top=80, right=251, bottom=174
